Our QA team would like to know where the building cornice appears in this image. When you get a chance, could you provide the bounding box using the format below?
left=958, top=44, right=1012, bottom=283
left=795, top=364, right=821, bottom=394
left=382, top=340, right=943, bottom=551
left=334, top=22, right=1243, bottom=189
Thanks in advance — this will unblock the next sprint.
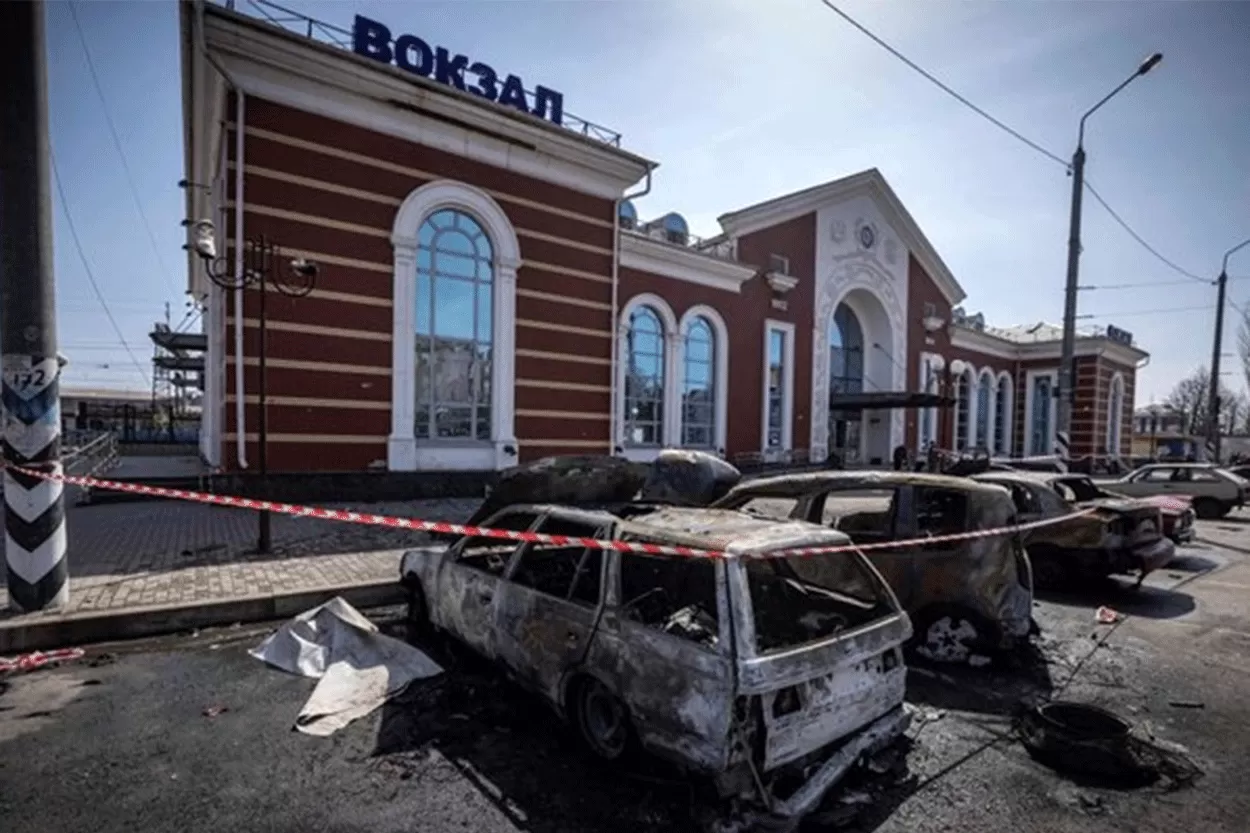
left=716, top=168, right=966, bottom=306
left=200, top=3, right=655, bottom=200
left=620, top=233, right=757, bottom=294
left=950, top=324, right=1150, bottom=365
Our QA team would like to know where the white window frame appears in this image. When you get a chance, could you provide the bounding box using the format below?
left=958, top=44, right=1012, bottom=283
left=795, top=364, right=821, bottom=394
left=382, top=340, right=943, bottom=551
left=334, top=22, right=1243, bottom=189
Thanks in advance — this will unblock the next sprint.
left=917, top=352, right=945, bottom=449
left=615, top=293, right=679, bottom=463
left=1106, top=372, right=1125, bottom=454
left=994, top=371, right=1014, bottom=456
left=677, top=305, right=730, bottom=455
left=761, top=319, right=796, bottom=458
left=388, top=180, right=520, bottom=472
left=1023, top=368, right=1059, bottom=456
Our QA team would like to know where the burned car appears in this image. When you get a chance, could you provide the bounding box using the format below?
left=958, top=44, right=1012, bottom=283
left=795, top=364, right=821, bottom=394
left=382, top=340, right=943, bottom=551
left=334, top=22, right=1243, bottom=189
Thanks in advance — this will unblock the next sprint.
left=711, top=471, right=1033, bottom=665
left=399, top=499, right=911, bottom=828
left=972, top=471, right=1175, bottom=589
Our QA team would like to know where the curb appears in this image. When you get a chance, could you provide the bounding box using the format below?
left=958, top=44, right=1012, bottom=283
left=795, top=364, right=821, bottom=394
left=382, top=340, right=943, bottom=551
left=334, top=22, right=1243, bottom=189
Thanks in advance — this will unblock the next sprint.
left=0, top=581, right=405, bottom=654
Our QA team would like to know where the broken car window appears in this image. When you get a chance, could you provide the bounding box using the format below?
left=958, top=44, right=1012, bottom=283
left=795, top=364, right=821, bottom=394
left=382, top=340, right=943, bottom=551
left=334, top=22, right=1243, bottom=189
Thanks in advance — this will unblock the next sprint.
left=819, top=489, right=896, bottom=537
left=511, top=516, right=605, bottom=607
left=915, top=488, right=968, bottom=536
left=457, top=511, right=539, bottom=577
left=745, top=554, right=892, bottom=654
left=618, top=552, right=719, bottom=648
left=736, top=496, right=799, bottom=521
left=1058, top=477, right=1100, bottom=502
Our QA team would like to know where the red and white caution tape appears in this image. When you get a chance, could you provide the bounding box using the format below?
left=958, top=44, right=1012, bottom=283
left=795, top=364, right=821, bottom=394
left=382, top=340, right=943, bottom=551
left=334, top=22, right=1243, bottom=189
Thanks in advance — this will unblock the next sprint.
left=0, top=647, right=86, bottom=674
left=2, top=463, right=1095, bottom=559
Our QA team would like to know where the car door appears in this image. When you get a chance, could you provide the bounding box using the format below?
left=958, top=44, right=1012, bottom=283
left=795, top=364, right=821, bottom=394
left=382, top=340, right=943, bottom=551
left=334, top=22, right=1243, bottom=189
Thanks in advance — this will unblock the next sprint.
left=492, top=513, right=608, bottom=703
left=437, top=509, right=541, bottom=660
left=1115, top=466, right=1175, bottom=497
left=583, top=546, right=735, bottom=772
left=810, top=486, right=909, bottom=604
left=885, top=485, right=969, bottom=614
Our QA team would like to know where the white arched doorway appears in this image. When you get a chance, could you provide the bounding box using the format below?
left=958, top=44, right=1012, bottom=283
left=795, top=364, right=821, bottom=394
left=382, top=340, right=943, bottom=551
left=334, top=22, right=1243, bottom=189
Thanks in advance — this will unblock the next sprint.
left=827, top=288, right=895, bottom=465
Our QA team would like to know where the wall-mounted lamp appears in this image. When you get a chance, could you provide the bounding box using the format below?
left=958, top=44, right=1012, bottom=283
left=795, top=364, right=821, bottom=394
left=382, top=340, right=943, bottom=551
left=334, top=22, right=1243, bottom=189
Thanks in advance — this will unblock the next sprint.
left=922, top=315, right=946, bottom=333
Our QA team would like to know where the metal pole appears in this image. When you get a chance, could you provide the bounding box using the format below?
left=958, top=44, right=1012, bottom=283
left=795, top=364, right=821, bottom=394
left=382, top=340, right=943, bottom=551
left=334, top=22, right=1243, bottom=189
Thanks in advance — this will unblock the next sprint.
left=1207, top=270, right=1228, bottom=462
left=1056, top=144, right=1085, bottom=469
left=256, top=238, right=271, bottom=553
left=0, top=0, right=69, bottom=611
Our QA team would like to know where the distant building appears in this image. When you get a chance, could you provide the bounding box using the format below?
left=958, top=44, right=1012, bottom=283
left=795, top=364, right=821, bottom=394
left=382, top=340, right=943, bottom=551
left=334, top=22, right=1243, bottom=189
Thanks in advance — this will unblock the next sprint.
left=1131, top=404, right=1195, bottom=460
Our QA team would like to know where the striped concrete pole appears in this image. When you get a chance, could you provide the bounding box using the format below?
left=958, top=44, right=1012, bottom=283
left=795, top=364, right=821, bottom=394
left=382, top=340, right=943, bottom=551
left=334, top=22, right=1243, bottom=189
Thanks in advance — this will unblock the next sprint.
left=1055, top=430, right=1071, bottom=473
left=1, top=0, right=69, bottom=611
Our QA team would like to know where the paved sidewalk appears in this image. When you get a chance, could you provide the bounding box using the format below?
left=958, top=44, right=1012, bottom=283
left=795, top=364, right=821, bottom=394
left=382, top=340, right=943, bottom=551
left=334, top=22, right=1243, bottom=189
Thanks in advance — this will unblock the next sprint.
left=0, top=495, right=480, bottom=650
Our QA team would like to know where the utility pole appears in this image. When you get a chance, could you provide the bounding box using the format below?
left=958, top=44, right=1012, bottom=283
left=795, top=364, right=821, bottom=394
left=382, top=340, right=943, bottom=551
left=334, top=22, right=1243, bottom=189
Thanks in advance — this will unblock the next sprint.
left=1208, top=236, right=1250, bottom=463
left=1057, top=53, right=1162, bottom=471
left=1, top=0, right=70, bottom=611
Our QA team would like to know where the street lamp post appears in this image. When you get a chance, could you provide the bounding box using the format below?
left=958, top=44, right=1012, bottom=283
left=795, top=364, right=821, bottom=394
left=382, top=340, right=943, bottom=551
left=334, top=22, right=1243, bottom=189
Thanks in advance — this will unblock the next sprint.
left=1206, top=236, right=1250, bottom=462
left=1057, top=52, right=1163, bottom=469
left=187, top=225, right=318, bottom=553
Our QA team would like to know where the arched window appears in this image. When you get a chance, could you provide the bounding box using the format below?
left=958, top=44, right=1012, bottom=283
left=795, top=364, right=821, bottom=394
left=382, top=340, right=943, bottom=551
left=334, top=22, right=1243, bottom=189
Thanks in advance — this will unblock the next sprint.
left=955, top=370, right=972, bottom=451
left=681, top=316, right=715, bottom=448
left=829, top=303, right=865, bottom=462
left=414, top=208, right=493, bottom=440
left=625, top=306, right=665, bottom=446
left=976, top=371, right=992, bottom=449
left=1106, top=374, right=1125, bottom=454
left=994, top=375, right=1011, bottom=455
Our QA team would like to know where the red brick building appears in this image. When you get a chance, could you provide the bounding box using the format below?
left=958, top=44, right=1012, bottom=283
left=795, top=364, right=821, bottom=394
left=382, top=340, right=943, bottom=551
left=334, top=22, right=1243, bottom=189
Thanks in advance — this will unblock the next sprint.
left=180, top=1, right=1145, bottom=473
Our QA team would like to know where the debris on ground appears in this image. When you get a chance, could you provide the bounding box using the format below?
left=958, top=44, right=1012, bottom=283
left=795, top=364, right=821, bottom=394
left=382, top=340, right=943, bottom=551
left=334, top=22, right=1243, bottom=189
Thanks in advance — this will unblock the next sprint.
left=202, top=705, right=228, bottom=718
left=1168, top=700, right=1205, bottom=709
left=1096, top=606, right=1123, bottom=624
left=1018, top=701, right=1203, bottom=790
left=250, top=596, right=443, bottom=736
left=0, top=647, right=86, bottom=674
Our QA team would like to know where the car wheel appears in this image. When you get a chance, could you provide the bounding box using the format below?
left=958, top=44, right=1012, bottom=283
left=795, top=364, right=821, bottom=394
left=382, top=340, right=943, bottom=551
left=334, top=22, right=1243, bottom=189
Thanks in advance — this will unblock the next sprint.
left=1192, top=497, right=1221, bottom=520
left=572, top=677, right=634, bottom=762
left=912, top=606, right=997, bottom=665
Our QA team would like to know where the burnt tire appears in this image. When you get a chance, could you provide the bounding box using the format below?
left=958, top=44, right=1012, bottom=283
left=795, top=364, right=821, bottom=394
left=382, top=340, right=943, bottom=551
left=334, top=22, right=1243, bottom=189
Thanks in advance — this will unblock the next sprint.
left=1192, top=497, right=1222, bottom=520
left=1028, top=546, right=1070, bottom=591
left=910, top=605, right=1000, bottom=666
left=570, top=676, right=636, bottom=763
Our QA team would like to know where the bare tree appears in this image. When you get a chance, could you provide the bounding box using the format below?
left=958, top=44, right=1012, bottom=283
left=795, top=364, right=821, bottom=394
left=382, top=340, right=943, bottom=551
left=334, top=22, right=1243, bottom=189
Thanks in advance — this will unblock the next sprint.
left=1165, top=366, right=1243, bottom=435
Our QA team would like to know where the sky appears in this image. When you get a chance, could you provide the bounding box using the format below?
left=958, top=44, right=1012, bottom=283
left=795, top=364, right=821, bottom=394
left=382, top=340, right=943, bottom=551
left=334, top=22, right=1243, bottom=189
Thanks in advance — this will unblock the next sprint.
left=42, top=0, right=1250, bottom=405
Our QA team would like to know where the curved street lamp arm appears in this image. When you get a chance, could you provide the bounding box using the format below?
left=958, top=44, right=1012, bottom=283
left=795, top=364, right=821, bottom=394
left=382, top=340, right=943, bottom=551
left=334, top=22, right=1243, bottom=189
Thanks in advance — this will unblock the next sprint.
left=1222, top=237, right=1250, bottom=276
left=1077, top=53, right=1163, bottom=149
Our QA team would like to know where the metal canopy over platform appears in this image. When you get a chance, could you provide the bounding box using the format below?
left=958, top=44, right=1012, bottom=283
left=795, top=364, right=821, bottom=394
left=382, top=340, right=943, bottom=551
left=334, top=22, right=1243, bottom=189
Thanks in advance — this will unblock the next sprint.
left=828, top=391, right=955, bottom=411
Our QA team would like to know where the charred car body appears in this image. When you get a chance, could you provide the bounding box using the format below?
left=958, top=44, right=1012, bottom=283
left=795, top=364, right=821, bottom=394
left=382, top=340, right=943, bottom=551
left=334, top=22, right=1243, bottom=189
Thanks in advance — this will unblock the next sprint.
left=710, top=471, right=1034, bottom=665
left=972, top=471, right=1175, bottom=589
left=400, top=453, right=912, bottom=828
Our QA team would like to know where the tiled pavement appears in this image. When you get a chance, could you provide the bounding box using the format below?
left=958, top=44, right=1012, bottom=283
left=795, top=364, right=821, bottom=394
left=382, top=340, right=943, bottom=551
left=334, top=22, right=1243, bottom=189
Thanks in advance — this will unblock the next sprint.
left=0, top=495, right=481, bottom=625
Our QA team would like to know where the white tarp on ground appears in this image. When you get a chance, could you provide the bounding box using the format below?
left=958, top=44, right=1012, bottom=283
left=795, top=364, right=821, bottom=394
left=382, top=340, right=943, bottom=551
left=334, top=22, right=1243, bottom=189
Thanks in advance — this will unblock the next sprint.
left=250, top=596, right=443, bottom=736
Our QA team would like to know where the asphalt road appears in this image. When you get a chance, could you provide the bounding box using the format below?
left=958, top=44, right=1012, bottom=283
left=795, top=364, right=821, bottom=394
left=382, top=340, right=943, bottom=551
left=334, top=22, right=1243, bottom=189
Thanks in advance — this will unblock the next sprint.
left=3, top=526, right=1250, bottom=833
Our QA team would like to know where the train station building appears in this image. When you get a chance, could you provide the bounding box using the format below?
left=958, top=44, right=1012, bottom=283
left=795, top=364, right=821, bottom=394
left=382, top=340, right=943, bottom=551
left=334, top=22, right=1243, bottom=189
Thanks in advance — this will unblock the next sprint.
left=180, top=0, right=1148, bottom=474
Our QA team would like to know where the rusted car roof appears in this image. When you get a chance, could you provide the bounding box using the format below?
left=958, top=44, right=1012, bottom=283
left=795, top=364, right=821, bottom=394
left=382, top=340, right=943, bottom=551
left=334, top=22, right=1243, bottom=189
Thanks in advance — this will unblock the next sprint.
left=974, top=470, right=1071, bottom=486
left=496, top=503, right=853, bottom=557
left=722, top=470, right=1010, bottom=499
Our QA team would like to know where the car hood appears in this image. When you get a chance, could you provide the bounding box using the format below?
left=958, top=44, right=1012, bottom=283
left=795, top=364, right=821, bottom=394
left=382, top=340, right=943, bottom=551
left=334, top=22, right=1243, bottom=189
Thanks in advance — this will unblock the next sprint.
left=1077, top=496, right=1163, bottom=519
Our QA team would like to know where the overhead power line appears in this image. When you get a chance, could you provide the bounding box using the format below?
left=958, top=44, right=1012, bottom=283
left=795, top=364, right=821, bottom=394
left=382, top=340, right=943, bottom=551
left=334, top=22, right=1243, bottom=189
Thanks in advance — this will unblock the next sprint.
left=67, top=0, right=180, bottom=300
left=1078, top=305, right=1213, bottom=320
left=815, top=0, right=1212, bottom=285
left=51, top=153, right=152, bottom=388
